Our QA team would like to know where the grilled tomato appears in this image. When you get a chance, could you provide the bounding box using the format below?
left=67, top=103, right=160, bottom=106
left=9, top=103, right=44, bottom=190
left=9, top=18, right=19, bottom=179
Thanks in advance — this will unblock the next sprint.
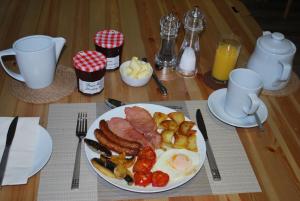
left=134, top=172, right=152, bottom=187
left=152, top=170, right=169, bottom=187
left=133, top=158, right=154, bottom=173
left=138, top=146, right=156, bottom=162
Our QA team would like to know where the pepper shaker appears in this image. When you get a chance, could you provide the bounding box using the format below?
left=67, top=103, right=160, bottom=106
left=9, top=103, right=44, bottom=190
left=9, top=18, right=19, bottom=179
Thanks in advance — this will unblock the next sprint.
left=155, top=12, right=180, bottom=70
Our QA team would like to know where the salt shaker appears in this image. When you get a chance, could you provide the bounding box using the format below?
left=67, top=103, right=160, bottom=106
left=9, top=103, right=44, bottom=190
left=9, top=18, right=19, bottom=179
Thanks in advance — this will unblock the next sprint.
left=177, top=7, right=205, bottom=77
left=155, top=12, right=180, bottom=70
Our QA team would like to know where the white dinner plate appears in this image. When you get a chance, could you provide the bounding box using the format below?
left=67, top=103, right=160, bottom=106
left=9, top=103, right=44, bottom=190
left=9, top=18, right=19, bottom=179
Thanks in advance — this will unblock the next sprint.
left=208, top=88, right=268, bottom=128
left=29, top=126, right=53, bottom=177
left=84, top=103, right=206, bottom=193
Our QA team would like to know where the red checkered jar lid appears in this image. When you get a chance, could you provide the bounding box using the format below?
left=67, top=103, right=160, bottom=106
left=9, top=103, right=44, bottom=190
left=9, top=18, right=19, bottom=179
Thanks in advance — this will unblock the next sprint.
left=73, top=51, right=106, bottom=72
left=94, top=29, right=124, bottom=48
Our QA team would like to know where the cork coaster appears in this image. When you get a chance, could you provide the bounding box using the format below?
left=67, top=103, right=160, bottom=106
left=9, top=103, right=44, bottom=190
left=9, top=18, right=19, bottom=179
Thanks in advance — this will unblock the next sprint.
left=9, top=65, right=76, bottom=104
left=262, top=72, right=299, bottom=96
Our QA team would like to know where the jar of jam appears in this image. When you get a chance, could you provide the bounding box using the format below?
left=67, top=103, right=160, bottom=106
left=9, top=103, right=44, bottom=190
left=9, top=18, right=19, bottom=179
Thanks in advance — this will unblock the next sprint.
left=73, top=51, right=106, bottom=95
left=94, top=29, right=124, bottom=71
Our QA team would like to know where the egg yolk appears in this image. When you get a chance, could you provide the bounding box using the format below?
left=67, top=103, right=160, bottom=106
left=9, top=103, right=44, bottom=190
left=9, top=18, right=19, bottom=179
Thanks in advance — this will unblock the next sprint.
left=169, top=154, right=192, bottom=171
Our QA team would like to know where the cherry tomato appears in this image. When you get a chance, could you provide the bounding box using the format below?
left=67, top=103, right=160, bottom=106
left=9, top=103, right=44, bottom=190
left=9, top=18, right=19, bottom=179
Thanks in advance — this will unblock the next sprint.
left=152, top=171, right=169, bottom=187
left=138, top=146, right=156, bottom=162
left=133, top=158, right=154, bottom=173
left=134, top=172, right=152, bottom=187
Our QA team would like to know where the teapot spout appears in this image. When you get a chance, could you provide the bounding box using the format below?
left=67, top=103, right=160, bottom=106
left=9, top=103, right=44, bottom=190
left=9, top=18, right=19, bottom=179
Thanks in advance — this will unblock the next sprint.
left=53, top=37, right=66, bottom=62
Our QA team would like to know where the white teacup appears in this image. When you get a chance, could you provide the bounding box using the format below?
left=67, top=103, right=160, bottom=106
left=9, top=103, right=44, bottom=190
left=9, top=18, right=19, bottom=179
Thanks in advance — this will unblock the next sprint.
left=224, top=68, right=263, bottom=118
left=0, top=35, right=66, bottom=89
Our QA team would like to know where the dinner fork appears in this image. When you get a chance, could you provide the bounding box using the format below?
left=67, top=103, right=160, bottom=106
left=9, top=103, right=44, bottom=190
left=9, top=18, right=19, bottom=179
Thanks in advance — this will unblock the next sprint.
left=71, top=112, right=87, bottom=189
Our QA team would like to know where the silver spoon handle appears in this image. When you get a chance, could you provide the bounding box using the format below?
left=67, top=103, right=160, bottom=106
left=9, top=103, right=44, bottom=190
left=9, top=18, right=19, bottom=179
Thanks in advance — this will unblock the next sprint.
left=254, top=112, right=264, bottom=132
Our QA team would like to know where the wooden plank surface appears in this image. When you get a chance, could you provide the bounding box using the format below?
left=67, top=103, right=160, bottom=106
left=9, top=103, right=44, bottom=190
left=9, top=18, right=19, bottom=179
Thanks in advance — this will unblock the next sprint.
left=0, top=0, right=299, bottom=201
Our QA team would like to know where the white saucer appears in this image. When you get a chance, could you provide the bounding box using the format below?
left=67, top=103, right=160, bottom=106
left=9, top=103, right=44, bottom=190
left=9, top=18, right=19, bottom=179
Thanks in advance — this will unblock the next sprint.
left=208, top=88, right=268, bottom=128
left=29, top=126, right=53, bottom=177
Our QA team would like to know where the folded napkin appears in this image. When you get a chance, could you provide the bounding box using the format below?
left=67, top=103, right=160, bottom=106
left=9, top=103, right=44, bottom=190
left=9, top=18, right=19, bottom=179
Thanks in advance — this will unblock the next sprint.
left=0, top=117, right=40, bottom=185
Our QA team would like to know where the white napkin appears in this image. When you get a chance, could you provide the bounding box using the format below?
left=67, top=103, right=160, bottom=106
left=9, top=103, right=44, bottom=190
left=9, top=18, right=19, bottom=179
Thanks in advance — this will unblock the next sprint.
left=0, top=117, right=40, bottom=185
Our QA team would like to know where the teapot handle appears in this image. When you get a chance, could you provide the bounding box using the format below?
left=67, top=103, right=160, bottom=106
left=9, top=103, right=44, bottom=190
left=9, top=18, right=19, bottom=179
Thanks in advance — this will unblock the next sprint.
left=278, top=61, right=291, bottom=81
left=0, top=49, right=25, bottom=82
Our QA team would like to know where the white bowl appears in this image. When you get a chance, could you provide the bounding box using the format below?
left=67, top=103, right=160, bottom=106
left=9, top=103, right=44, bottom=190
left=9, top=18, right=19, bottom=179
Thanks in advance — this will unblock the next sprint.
left=119, top=60, right=153, bottom=87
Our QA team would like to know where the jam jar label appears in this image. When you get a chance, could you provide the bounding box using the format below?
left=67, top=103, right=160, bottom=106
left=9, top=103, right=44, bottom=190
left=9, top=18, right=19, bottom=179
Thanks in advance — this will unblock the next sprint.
left=79, top=77, right=104, bottom=94
left=106, top=55, right=120, bottom=70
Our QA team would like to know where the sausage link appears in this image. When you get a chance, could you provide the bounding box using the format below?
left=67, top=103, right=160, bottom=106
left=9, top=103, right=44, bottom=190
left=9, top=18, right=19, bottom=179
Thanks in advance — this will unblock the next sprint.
left=95, top=129, right=139, bottom=156
left=99, top=120, right=141, bottom=150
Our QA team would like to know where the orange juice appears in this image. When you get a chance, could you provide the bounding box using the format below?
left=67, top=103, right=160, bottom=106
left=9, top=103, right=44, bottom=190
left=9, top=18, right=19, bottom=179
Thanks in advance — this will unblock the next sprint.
left=212, top=40, right=240, bottom=81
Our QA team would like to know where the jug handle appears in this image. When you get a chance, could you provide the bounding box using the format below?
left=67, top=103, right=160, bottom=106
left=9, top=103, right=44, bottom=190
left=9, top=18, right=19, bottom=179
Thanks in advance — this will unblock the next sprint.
left=278, top=61, right=291, bottom=81
left=243, top=93, right=260, bottom=115
left=0, top=49, right=25, bottom=82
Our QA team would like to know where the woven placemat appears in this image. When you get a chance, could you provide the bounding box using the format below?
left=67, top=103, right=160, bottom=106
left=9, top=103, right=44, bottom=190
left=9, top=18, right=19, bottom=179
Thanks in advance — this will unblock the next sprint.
left=262, top=72, right=299, bottom=96
left=9, top=65, right=76, bottom=104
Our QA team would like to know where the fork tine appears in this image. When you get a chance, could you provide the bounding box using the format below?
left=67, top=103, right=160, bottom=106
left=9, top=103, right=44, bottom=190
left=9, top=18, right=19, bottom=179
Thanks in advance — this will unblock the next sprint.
left=80, top=112, right=84, bottom=132
left=76, top=113, right=80, bottom=133
left=84, top=113, right=87, bottom=133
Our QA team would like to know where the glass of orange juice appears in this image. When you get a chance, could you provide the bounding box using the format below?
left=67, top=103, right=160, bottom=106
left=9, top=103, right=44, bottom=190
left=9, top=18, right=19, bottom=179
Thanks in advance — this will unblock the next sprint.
left=211, top=37, right=241, bottom=82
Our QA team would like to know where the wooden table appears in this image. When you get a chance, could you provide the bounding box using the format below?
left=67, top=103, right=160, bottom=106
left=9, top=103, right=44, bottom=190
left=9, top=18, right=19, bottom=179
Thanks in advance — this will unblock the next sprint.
left=0, top=0, right=299, bottom=201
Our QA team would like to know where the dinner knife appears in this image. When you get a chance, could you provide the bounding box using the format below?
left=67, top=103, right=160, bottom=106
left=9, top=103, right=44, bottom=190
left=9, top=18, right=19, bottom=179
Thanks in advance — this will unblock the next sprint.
left=105, top=98, right=183, bottom=111
left=0, top=116, right=19, bottom=185
left=196, top=109, right=221, bottom=181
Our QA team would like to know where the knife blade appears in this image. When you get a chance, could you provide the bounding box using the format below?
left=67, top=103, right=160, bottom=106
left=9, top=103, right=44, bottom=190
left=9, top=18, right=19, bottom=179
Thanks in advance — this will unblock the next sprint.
left=0, top=116, right=19, bottom=185
left=196, top=109, right=221, bottom=181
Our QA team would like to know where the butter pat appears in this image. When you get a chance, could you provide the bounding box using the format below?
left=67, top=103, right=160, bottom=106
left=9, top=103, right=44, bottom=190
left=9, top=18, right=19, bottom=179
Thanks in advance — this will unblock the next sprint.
left=125, top=57, right=152, bottom=79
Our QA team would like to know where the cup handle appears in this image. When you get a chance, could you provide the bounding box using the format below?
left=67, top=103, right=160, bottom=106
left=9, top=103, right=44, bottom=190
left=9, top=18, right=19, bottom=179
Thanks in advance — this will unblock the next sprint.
left=278, top=61, right=291, bottom=81
left=243, top=93, right=260, bottom=115
left=0, top=49, right=25, bottom=82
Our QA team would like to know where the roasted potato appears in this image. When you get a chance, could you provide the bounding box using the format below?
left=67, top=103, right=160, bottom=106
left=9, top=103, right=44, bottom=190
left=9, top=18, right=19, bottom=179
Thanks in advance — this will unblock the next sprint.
left=168, top=112, right=185, bottom=125
left=159, top=119, right=178, bottom=130
left=153, top=112, right=168, bottom=127
left=187, top=134, right=198, bottom=152
left=178, top=121, right=195, bottom=136
left=161, top=130, right=175, bottom=144
left=186, top=129, right=197, bottom=136
left=173, top=134, right=188, bottom=149
left=160, top=142, right=173, bottom=150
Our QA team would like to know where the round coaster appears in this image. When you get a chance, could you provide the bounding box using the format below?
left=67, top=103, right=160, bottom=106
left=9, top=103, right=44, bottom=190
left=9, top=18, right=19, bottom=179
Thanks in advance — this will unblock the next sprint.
left=9, top=65, right=77, bottom=104
left=203, top=70, right=227, bottom=90
left=262, top=72, right=299, bottom=96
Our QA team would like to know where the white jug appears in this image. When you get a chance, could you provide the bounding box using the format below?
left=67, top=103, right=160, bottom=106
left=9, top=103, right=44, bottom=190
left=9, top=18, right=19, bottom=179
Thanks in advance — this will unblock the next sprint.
left=247, top=31, right=296, bottom=90
left=0, top=35, right=66, bottom=89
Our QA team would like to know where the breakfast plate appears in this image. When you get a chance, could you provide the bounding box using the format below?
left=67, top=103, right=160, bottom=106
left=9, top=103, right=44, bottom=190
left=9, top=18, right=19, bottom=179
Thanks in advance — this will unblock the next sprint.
left=29, top=126, right=53, bottom=177
left=208, top=88, right=268, bottom=128
left=84, top=103, right=206, bottom=193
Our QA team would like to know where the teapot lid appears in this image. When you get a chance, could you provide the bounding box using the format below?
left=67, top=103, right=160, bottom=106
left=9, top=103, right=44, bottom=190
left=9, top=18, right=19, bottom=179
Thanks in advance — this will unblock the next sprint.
left=258, top=32, right=293, bottom=54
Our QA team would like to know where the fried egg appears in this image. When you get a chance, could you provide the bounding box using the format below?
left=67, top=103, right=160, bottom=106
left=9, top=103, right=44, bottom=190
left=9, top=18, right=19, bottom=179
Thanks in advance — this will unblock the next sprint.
left=152, top=149, right=200, bottom=183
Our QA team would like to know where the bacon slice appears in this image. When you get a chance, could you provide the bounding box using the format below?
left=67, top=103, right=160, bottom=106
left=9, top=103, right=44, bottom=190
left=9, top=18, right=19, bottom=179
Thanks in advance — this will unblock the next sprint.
left=125, top=106, right=161, bottom=148
left=125, top=106, right=157, bottom=134
left=144, top=130, right=162, bottom=149
left=107, top=117, right=154, bottom=148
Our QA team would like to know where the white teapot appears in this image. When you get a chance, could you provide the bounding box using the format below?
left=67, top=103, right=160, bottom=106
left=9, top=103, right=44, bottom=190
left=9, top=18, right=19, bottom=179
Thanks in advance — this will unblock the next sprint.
left=247, top=31, right=296, bottom=90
